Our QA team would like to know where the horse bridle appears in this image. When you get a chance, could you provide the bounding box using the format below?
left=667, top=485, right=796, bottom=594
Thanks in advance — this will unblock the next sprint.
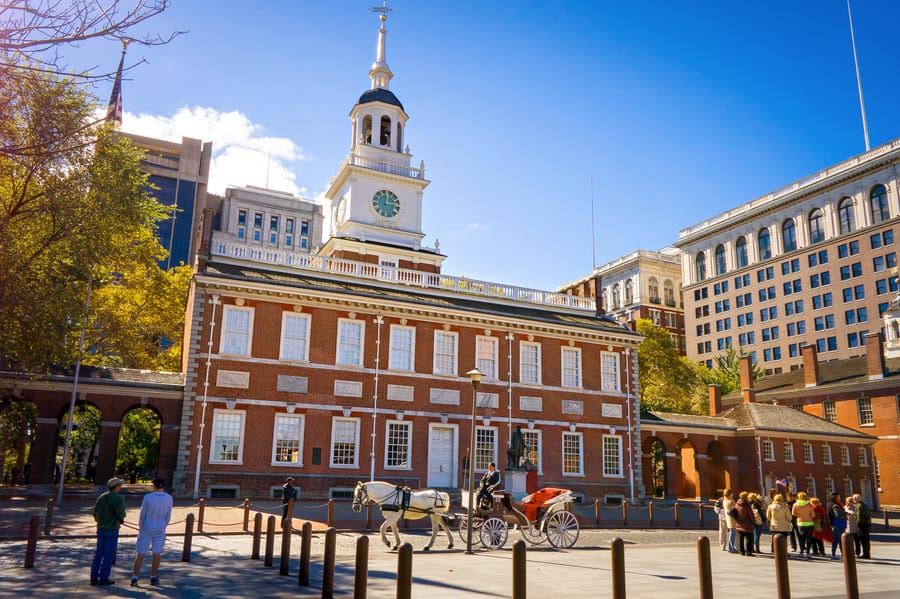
left=352, top=482, right=368, bottom=511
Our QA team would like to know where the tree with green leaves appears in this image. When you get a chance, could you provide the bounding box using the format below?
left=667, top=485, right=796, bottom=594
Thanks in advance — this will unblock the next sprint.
left=115, top=408, right=160, bottom=480
left=699, top=346, right=763, bottom=396
left=635, top=318, right=703, bottom=414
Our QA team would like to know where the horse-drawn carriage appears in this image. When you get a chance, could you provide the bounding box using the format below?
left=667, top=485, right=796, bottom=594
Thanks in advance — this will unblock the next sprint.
left=457, top=487, right=580, bottom=550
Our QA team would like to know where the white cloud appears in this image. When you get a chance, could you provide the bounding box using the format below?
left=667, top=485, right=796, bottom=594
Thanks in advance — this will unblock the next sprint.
left=121, top=107, right=306, bottom=196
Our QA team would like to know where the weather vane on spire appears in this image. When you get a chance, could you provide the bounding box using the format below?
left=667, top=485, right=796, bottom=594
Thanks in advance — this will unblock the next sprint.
left=370, top=0, right=392, bottom=22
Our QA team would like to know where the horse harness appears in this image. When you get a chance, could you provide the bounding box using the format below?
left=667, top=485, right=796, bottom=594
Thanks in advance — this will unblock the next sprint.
left=368, top=484, right=448, bottom=516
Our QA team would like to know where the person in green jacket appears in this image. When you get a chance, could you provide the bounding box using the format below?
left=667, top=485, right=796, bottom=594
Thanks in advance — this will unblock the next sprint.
left=90, top=477, right=126, bottom=586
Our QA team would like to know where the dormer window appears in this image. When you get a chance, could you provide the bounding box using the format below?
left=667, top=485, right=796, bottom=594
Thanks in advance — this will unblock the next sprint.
left=380, top=116, right=391, bottom=146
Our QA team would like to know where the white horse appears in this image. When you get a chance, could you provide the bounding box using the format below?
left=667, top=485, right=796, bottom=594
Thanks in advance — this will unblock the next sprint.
left=352, top=481, right=454, bottom=550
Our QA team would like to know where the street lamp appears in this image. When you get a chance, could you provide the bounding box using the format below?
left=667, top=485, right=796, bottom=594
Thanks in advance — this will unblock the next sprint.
left=465, top=367, right=483, bottom=554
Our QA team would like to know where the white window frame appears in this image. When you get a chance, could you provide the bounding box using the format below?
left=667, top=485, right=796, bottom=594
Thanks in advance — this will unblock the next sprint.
left=561, top=346, right=582, bottom=388
left=388, top=325, right=415, bottom=372
left=220, top=305, right=254, bottom=356
left=822, top=444, right=833, bottom=465
left=762, top=440, right=775, bottom=461
left=858, top=446, right=869, bottom=466
left=384, top=420, right=412, bottom=470
left=784, top=441, right=795, bottom=463
left=433, top=331, right=458, bottom=376
left=519, top=341, right=542, bottom=385
left=601, top=351, right=621, bottom=392
left=841, top=446, right=851, bottom=466
left=336, top=318, right=364, bottom=367
left=474, top=425, right=498, bottom=472
left=857, top=396, right=874, bottom=425
left=279, top=311, right=311, bottom=362
left=802, top=442, right=814, bottom=464
left=823, top=400, right=836, bottom=422
left=562, top=431, right=584, bottom=476
left=271, top=413, right=305, bottom=466
left=805, top=476, right=817, bottom=497
left=602, top=434, right=624, bottom=478
left=843, top=477, right=854, bottom=498
left=824, top=476, right=835, bottom=496
left=522, top=429, right=542, bottom=475
left=210, top=409, right=246, bottom=464
left=330, top=417, right=361, bottom=468
left=475, top=335, right=499, bottom=380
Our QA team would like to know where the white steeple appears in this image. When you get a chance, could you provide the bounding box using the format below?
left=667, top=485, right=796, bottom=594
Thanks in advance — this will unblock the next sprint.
left=369, top=14, right=393, bottom=90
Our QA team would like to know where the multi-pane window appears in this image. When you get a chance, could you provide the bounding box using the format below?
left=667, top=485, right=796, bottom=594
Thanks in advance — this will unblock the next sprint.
left=252, top=212, right=263, bottom=241
left=601, top=352, right=621, bottom=392
left=858, top=396, right=873, bottom=425
left=806, top=476, right=817, bottom=498
left=337, top=319, right=364, bottom=366
left=840, top=446, right=851, bottom=465
left=758, top=229, right=772, bottom=259
left=871, top=185, right=889, bottom=223
left=803, top=442, right=814, bottom=464
left=782, top=220, right=797, bottom=252
left=212, top=409, right=245, bottom=463
left=388, top=325, right=415, bottom=371
left=476, top=335, right=498, bottom=379
left=784, top=441, right=795, bottom=462
left=824, top=476, right=836, bottom=497
left=763, top=440, right=774, bottom=461
left=603, top=435, right=623, bottom=477
left=272, top=414, right=304, bottom=465
left=522, top=429, right=541, bottom=473
left=269, top=215, right=279, bottom=244
left=561, top=347, right=582, bottom=388
left=330, top=418, right=360, bottom=467
left=236, top=209, right=247, bottom=239
left=298, top=220, right=310, bottom=250
left=519, top=341, right=541, bottom=384
left=475, top=426, right=497, bottom=471
left=858, top=446, right=869, bottom=467
left=838, top=198, right=856, bottom=234
left=823, top=400, right=836, bottom=422
left=715, top=245, right=727, bottom=275
left=822, top=445, right=833, bottom=464
left=280, top=312, right=311, bottom=361
left=809, top=209, right=825, bottom=243
left=221, top=305, right=253, bottom=356
left=562, top=432, right=583, bottom=476
left=385, top=421, right=411, bottom=469
left=285, top=217, right=294, bottom=247
left=433, top=331, right=458, bottom=376
left=843, top=477, right=854, bottom=499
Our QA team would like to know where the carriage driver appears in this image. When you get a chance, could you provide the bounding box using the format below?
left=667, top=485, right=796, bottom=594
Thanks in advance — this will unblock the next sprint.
left=477, top=462, right=501, bottom=508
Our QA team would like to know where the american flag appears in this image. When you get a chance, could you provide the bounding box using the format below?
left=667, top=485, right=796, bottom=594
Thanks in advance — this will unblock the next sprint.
left=106, top=46, right=126, bottom=127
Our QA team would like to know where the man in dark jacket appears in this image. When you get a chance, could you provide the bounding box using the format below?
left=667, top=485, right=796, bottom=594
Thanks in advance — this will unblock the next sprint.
left=477, top=463, right=500, bottom=508
left=853, top=494, right=872, bottom=559
left=91, top=477, right=126, bottom=586
left=282, top=477, right=298, bottom=523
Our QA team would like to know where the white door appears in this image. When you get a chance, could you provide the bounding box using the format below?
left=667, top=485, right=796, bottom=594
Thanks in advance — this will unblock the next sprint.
left=428, top=425, right=455, bottom=488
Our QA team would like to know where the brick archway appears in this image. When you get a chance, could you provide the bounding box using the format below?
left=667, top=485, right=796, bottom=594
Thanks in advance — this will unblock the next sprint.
left=675, top=439, right=699, bottom=499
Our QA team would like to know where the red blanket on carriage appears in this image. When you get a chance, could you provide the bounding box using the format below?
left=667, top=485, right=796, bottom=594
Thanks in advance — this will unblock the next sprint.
left=521, top=488, right=569, bottom=522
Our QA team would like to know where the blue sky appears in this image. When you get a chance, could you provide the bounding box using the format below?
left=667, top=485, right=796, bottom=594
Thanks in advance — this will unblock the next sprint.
left=68, top=1, right=900, bottom=291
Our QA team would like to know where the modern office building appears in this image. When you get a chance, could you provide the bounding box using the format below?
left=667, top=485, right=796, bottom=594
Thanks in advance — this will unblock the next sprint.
left=677, top=139, right=900, bottom=373
left=558, top=248, right=686, bottom=353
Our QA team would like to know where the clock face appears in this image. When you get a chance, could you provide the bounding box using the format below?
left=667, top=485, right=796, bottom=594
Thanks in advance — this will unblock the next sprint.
left=335, top=195, right=347, bottom=225
left=372, top=190, right=400, bottom=218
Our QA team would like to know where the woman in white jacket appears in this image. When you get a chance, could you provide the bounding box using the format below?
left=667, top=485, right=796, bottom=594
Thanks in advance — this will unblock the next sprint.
left=722, top=489, right=737, bottom=553
left=766, top=493, right=793, bottom=554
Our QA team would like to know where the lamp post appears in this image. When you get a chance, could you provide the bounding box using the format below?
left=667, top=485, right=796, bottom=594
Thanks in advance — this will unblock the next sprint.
left=465, top=368, right=483, bottom=555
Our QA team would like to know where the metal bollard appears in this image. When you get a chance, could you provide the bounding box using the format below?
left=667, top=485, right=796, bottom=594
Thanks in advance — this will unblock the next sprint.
left=24, top=515, right=40, bottom=569
left=884, top=509, right=890, bottom=532
left=512, top=539, right=526, bottom=599
left=649, top=501, right=655, bottom=527
left=182, top=513, right=195, bottom=563
left=44, top=498, right=55, bottom=536
left=354, top=535, right=369, bottom=599
left=842, top=533, right=859, bottom=599
left=773, top=534, right=791, bottom=599
left=298, top=521, right=312, bottom=586
left=327, top=499, right=334, bottom=528
left=396, top=542, right=413, bottom=599
left=674, top=501, right=680, bottom=527
left=287, top=497, right=295, bottom=521
left=594, top=498, right=600, bottom=526
left=251, top=512, right=262, bottom=559
left=697, top=536, right=713, bottom=599
left=264, top=515, right=276, bottom=567
left=698, top=502, right=704, bottom=528
left=322, top=527, right=336, bottom=599
left=611, top=537, right=626, bottom=599
left=622, top=501, right=628, bottom=527
left=243, top=498, right=251, bottom=532
left=197, top=498, right=206, bottom=533
left=279, top=519, right=292, bottom=576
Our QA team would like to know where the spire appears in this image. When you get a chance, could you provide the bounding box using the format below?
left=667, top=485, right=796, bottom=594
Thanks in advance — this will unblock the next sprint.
left=106, top=41, right=128, bottom=127
left=368, top=1, right=393, bottom=90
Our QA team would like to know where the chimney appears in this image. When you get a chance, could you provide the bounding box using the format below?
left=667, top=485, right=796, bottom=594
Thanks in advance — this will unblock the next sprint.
left=593, top=275, right=605, bottom=316
left=866, top=331, right=885, bottom=380
left=801, top=344, right=820, bottom=387
left=739, top=355, right=755, bottom=403
left=195, top=207, right=216, bottom=272
left=709, top=384, right=722, bottom=416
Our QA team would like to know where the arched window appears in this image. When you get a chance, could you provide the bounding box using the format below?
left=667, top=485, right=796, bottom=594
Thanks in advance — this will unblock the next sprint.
left=714, top=244, right=727, bottom=275
left=782, top=219, right=797, bottom=252
left=648, top=277, right=659, bottom=301
left=601, top=289, right=608, bottom=311
left=612, top=283, right=621, bottom=309
left=758, top=228, right=771, bottom=260
left=735, top=236, right=748, bottom=268
left=838, top=198, right=855, bottom=234
left=871, top=185, right=889, bottom=224
left=396, top=122, right=403, bottom=152
left=624, top=279, right=634, bottom=305
left=362, top=115, right=373, bottom=144
left=695, top=252, right=707, bottom=282
left=809, top=208, right=825, bottom=244
left=664, top=280, right=675, bottom=305
left=380, top=116, right=392, bottom=146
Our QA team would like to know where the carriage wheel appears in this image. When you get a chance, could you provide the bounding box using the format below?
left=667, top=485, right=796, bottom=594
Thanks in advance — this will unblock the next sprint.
left=545, top=510, right=579, bottom=548
left=479, top=517, right=508, bottom=550
left=457, top=514, right=482, bottom=544
left=519, top=522, right=545, bottom=545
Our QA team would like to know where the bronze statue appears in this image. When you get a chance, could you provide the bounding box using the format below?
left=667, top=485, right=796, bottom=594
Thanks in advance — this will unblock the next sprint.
left=507, top=425, right=526, bottom=470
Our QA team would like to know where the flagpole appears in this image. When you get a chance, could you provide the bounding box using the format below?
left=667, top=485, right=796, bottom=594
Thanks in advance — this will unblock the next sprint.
left=846, top=0, right=870, bottom=151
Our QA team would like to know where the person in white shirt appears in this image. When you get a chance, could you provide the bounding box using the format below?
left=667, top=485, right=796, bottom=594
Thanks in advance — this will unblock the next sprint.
left=131, top=479, right=173, bottom=587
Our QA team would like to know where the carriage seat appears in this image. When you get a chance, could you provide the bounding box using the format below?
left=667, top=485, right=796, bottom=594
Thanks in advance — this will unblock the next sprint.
left=521, top=488, right=569, bottom=522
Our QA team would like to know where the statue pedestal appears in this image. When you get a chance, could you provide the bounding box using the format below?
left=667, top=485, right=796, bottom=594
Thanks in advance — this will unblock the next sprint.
left=505, top=470, right=528, bottom=501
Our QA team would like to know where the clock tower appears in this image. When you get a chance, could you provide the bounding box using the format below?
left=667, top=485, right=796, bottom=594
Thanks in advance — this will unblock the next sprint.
left=319, top=8, right=444, bottom=273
